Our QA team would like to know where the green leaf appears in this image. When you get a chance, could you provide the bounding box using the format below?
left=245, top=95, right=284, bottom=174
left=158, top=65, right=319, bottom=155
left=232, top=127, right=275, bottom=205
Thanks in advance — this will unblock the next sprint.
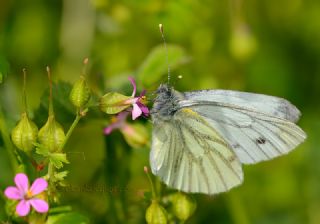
left=35, top=82, right=75, bottom=127
left=46, top=212, right=90, bottom=224
left=137, top=44, right=190, bottom=86
left=49, top=206, right=72, bottom=215
left=49, top=153, right=69, bottom=169
left=35, top=143, right=50, bottom=157
left=99, top=92, right=131, bottom=114
left=54, top=171, right=69, bottom=181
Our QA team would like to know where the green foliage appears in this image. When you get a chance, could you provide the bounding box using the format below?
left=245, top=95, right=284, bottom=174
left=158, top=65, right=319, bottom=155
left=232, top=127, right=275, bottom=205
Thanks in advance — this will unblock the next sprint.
left=137, top=44, right=190, bottom=86
left=46, top=212, right=90, bottom=224
left=35, top=82, right=75, bottom=126
left=35, top=143, right=69, bottom=169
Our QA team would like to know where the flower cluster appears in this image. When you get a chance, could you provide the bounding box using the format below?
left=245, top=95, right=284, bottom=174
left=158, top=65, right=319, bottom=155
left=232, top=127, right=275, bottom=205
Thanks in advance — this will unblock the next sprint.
left=127, top=77, right=149, bottom=120
left=103, top=77, right=149, bottom=136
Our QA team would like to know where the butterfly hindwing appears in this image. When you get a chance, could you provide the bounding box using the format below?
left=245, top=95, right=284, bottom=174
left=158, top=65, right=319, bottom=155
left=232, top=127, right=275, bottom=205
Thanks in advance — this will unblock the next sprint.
left=150, top=108, right=243, bottom=194
left=179, top=90, right=307, bottom=164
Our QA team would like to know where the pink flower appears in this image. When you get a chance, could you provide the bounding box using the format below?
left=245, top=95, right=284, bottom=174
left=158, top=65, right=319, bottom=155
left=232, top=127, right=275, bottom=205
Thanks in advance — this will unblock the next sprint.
left=104, top=111, right=129, bottom=135
left=4, top=173, right=49, bottom=217
left=126, top=77, right=149, bottom=120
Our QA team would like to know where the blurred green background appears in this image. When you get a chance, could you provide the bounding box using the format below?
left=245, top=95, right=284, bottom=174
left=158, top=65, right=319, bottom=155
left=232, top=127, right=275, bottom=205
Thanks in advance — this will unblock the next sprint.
left=0, top=0, right=320, bottom=223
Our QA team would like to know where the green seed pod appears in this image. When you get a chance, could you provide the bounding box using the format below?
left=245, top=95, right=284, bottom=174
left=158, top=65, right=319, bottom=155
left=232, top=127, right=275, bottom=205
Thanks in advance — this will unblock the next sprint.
left=38, top=115, right=65, bottom=153
left=99, top=92, right=131, bottom=114
left=70, top=76, right=91, bottom=108
left=11, top=112, right=38, bottom=153
left=121, top=123, right=149, bottom=149
left=145, top=200, right=167, bottom=224
left=172, top=192, right=196, bottom=221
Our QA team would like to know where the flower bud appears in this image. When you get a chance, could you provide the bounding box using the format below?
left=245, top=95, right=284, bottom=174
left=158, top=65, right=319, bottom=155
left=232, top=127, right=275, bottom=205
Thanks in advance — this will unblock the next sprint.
left=69, top=76, right=91, bottom=108
left=172, top=192, right=196, bottom=221
left=145, top=200, right=167, bottom=224
left=38, top=116, right=65, bottom=152
left=99, top=92, right=131, bottom=114
left=11, top=112, right=38, bottom=153
left=121, top=123, right=149, bottom=148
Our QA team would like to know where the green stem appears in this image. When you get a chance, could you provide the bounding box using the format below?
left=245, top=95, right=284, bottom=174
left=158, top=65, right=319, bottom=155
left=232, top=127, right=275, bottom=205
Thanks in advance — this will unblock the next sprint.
left=0, top=105, right=20, bottom=172
left=46, top=66, right=54, bottom=117
left=226, top=192, right=250, bottom=224
left=46, top=110, right=84, bottom=198
left=22, top=69, right=28, bottom=116
left=59, top=113, right=82, bottom=150
left=145, top=168, right=157, bottom=200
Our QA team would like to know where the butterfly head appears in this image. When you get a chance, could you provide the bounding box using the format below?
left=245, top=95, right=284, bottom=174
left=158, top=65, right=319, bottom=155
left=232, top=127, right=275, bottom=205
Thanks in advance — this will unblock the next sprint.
left=151, top=84, right=184, bottom=122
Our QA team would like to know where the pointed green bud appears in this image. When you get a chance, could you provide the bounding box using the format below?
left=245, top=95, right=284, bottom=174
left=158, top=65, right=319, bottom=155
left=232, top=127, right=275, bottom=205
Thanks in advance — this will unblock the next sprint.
left=11, top=112, right=38, bottom=153
left=145, top=200, right=167, bottom=224
left=38, top=115, right=66, bottom=153
left=70, top=75, right=91, bottom=108
left=99, top=92, right=131, bottom=114
left=172, top=192, right=196, bottom=221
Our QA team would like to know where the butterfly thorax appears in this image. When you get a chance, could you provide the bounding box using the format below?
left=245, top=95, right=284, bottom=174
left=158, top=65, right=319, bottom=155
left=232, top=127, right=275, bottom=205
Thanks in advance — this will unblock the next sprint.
left=151, top=84, right=185, bottom=122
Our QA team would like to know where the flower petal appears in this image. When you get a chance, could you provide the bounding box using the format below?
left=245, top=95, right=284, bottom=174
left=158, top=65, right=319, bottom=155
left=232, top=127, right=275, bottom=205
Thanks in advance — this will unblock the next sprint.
left=4, top=186, right=23, bottom=200
left=16, top=200, right=30, bottom=217
left=104, top=126, right=114, bottom=135
left=14, top=173, right=29, bottom=195
left=136, top=102, right=149, bottom=116
left=30, top=178, right=48, bottom=195
left=104, top=112, right=129, bottom=135
left=29, top=199, right=49, bottom=213
left=132, top=103, right=142, bottom=120
left=128, top=76, right=137, bottom=97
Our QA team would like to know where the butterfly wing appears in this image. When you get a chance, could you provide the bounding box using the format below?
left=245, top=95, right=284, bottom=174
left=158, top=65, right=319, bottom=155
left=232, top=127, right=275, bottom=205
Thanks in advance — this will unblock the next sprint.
left=179, top=90, right=307, bottom=164
left=150, top=108, right=243, bottom=194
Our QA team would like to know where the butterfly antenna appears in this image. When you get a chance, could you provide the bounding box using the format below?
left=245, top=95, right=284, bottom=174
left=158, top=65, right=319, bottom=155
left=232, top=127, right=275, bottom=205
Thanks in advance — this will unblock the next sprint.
left=159, top=24, right=171, bottom=85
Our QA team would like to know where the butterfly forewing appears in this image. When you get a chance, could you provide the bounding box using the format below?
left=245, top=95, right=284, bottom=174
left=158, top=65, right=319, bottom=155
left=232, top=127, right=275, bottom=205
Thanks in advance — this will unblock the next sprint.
left=151, top=108, right=243, bottom=194
left=183, top=89, right=301, bottom=122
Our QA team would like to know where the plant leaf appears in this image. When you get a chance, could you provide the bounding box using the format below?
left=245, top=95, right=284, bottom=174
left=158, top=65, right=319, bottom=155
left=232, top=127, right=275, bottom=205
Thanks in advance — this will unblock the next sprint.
left=35, top=143, right=50, bottom=157
left=137, top=44, right=190, bottom=86
left=35, top=82, right=75, bottom=127
left=46, top=212, right=90, bottom=224
left=54, top=171, right=69, bottom=181
left=49, top=153, right=69, bottom=169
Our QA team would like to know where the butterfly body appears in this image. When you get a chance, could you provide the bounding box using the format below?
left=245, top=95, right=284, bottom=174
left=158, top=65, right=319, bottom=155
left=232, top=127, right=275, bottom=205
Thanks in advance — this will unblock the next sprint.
left=151, top=84, right=184, bottom=121
left=150, top=85, right=306, bottom=195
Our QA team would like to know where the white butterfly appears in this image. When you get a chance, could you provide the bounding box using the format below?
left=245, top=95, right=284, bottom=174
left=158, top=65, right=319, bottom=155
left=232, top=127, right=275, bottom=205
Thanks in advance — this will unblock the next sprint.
left=150, top=84, right=306, bottom=195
